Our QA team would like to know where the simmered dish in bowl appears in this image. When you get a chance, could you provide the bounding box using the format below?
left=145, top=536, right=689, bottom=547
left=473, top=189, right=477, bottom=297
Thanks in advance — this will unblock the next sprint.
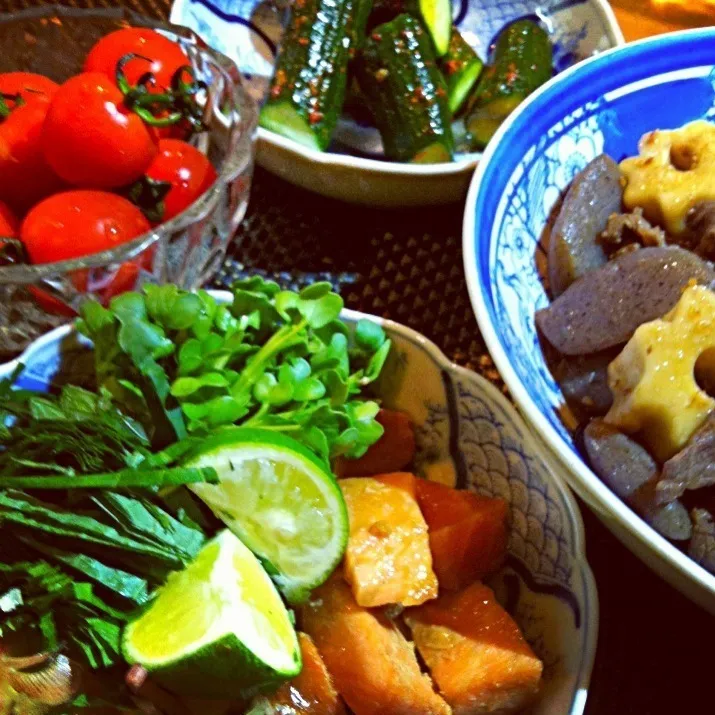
left=536, top=119, right=715, bottom=576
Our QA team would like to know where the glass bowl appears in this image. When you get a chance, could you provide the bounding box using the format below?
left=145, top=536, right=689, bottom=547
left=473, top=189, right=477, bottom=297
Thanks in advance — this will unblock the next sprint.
left=0, top=6, right=257, bottom=356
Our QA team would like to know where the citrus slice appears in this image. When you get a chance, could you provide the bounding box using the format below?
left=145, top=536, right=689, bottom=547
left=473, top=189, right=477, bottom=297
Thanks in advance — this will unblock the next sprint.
left=122, top=529, right=300, bottom=698
left=185, top=428, right=349, bottom=604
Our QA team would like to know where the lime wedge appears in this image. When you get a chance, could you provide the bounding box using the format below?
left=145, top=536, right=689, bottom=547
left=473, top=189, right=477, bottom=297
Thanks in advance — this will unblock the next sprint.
left=185, top=428, right=349, bottom=604
left=123, top=530, right=300, bottom=698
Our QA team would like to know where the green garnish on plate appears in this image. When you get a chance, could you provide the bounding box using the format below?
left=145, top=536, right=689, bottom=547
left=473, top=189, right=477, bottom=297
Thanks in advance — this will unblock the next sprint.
left=0, top=279, right=391, bottom=700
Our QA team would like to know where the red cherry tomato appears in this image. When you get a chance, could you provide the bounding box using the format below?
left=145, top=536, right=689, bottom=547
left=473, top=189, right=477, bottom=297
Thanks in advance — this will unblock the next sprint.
left=0, top=200, right=18, bottom=237
left=23, top=191, right=152, bottom=315
left=84, top=27, right=188, bottom=94
left=0, top=97, right=65, bottom=213
left=22, top=190, right=150, bottom=263
left=42, top=73, right=158, bottom=189
left=146, top=139, right=217, bottom=221
left=0, top=72, right=58, bottom=108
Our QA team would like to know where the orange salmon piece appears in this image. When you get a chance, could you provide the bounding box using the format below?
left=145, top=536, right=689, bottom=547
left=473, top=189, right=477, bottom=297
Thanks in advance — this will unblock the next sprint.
left=405, top=582, right=543, bottom=714
left=301, top=573, right=451, bottom=715
left=415, top=479, right=508, bottom=591
left=340, top=475, right=438, bottom=607
left=254, top=632, right=346, bottom=714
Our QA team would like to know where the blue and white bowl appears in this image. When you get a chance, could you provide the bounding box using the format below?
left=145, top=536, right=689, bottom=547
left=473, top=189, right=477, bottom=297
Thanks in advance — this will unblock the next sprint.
left=464, top=28, right=715, bottom=613
left=169, top=0, right=623, bottom=206
left=0, top=296, right=597, bottom=714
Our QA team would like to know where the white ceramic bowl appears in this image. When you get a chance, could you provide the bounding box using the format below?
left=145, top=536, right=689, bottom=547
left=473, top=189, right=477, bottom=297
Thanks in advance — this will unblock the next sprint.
left=463, top=28, right=715, bottom=613
left=1, top=296, right=597, bottom=713
left=169, top=0, right=622, bottom=206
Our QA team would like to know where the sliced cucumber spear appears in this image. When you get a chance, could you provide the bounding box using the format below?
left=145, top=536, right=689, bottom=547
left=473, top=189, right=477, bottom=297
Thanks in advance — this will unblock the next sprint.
left=466, top=19, right=553, bottom=150
left=260, top=0, right=365, bottom=151
left=368, top=0, right=452, bottom=56
left=357, top=14, right=454, bottom=163
left=441, top=28, right=484, bottom=115
left=418, top=0, right=452, bottom=56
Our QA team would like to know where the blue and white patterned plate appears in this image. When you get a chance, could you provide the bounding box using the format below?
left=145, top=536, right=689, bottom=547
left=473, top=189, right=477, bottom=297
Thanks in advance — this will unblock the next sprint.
left=169, top=0, right=623, bottom=206
left=0, top=295, right=597, bottom=714
left=464, top=28, right=715, bottom=613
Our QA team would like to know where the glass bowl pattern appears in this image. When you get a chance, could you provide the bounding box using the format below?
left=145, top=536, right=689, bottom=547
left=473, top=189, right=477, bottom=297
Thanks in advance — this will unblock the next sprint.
left=0, top=6, right=257, bottom=356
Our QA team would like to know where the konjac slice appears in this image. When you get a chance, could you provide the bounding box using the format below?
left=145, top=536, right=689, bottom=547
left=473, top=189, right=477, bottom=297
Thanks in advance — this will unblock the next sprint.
left=547, top=154, right=621, bottom=297
left=405, top=582, right=543, bottom=714
left=415, top=479, right=508, bottom=591
left=658, top=413, right=715, bottom=504
left=340, top=474, right=438, bottom=607
left=248, top=633, right=347, bottom=714
left=535, top=246, right=715, bottom=355
left=301, top=573, right=450, bottom=715
left=583, top=420, right=692, bottom=541
left=689, top=509, right=715, bottom=574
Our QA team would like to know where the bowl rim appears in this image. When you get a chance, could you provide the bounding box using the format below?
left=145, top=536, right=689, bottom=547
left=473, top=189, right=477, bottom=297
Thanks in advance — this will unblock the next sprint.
left=1, top=292, right=599, bottom=713
left=182, top=0, right=624, bottom=179
left=0, top=5, right=257, bottom=283
left=462, top=26, right=715, bottom=597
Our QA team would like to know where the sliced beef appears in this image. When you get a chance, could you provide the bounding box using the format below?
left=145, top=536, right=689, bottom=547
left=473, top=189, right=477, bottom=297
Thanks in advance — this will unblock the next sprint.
left=598, top=207, right=666, bottom=256
left=685, top=201, right=715, bottom=261
left=535, top=246, right=715, bottom=356
left=657, top=413, right=715, bottom=504
left=584, top=419, right=692, bottom=541
left=548, top=154, right=622, bottom=297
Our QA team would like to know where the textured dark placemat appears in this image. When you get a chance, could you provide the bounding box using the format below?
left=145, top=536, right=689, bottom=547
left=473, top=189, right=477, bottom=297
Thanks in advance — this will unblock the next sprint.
left=2, top=2, right=714, bottom=715
left=217, top=167, right=503, bottom=384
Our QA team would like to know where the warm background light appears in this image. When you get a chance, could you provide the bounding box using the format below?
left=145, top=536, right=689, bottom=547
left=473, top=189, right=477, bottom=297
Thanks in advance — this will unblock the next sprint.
left=611, top=0, right=715, bottom=40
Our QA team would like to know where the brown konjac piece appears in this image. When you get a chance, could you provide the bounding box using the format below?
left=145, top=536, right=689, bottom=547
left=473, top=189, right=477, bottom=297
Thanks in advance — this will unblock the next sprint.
left=583, top=420, right=692, bottom=541
left=598, top=207, right=666, bottom=255
left=535, top=246, right=715, bottom=355
left=689, top=509, right=715, bottom=573
left=685, top=201, right=715, bottom=261
left=630, top=481, right=692, bottom=542
left=584, top=419, right=658, bottom=499
left=548, top=154, right=622, bottom=297
left=657, top=413, right=715, bottom=504
left=553, top=348, right=619, bottom=416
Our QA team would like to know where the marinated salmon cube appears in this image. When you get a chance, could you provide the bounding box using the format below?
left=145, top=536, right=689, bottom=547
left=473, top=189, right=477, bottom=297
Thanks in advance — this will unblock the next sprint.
left=405, top=582, right=543, bottom=714
left=415, top=479, right=508, bottom=590
left=336, top=410, right=416, bottom=477
left=340, top=475, right=438, bottom=607
left=301, top=573, right=451, bottom=715
left=250, top=632, right=346, bottom=714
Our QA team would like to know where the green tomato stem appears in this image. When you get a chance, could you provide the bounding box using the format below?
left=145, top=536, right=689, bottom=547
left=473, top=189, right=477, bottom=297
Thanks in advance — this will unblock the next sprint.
left=0, top=92, right=21, bottom=120
left=116, top=53, right=201, bottom=128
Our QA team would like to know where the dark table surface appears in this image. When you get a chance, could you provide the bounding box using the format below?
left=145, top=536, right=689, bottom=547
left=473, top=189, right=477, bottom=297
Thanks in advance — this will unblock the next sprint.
left=2, top=0, right=714, bottom=712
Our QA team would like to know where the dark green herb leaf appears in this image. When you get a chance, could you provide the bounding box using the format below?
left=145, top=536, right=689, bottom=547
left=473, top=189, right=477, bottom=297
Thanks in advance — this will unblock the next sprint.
left=21, top=537, right=150, bottom=605
left=0, top=466, right=217, bottom=490
left=0, top=490, right=183, bottom=567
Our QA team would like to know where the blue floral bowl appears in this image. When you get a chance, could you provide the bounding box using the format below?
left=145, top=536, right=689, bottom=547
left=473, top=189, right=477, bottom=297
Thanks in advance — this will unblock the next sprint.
left=168, top=0, right=623, bottom=206
left=463, top=28, right=715, bottom=613
left=0, top=295, right=597, bottom=714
